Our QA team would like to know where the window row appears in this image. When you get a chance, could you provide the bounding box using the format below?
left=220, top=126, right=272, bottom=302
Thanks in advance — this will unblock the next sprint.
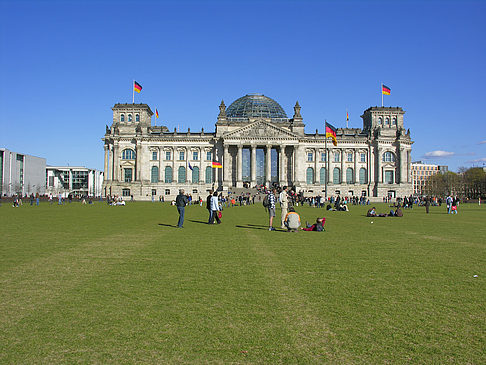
left=378, top=116, right=397, bottom=126
left=120, top=114, right=140, bottom=123
left=123, top=166, right=214, bottom=184
left=122, top=149, right=212, bottom=161
left=307, top=152, right=367, bottom=163
left=305, top=167, right=368, bottom=185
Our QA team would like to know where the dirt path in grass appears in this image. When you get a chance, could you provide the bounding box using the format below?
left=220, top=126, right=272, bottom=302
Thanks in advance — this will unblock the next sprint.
left=247, top=230, right=351, bottom=363
left=0, top=233, right=155, bottom=331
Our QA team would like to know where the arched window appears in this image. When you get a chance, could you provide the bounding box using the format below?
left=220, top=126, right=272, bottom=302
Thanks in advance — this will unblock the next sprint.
left=192, top=166, right=199, bottom=183
left=319, top=167, right=327, bottom=184
left=306, top=167, right=314, bottom=184
left=382, top=152, right=395, bottom=162
left=333, top=167, right=341, bottom=184
left=122, top=149, right=135, bottom=160
left=128, top=114, right=133, bottom=122
left=378, top=117, right=383, bottom=126
left=392, top=117, right=397, bottom=126
left=333, top=151, right=340, bottom=162
left=178, top=166, right=186, bottom=183
left=164, top=166, right=173, bottom=183
left=385, top=117, right=390, bottom=126
left=120, top=114, right=125, bottom=122
left=359, top=168, right=367, bottom=184
left=205, top=166, right=213, bottom=183
left=135, top=114, right=140, bottom=122
left=151, top=166, right=159, bottom=183
left=346, top=168, right=354, bottom=184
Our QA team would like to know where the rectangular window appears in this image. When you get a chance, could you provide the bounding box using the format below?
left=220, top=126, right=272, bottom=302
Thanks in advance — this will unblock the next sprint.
left=122, top=188, right=130, bottom=197
left=193, top=151, right=198, bottom=161
left=49, top=176, right=54, bottom=187
left=385, top=170, right=394, bottom=184
left=307, top=152, right=313, bottom=162
left=165, top=189, right=170, bottom=195
left=152, top=189, right=157, bottom=196
left=124, top=168, right=133, bottom=182
left=321, top=153, right=326, bottom=162
left=360, top=153, right=366, bottom=162
left=206, top=151, right=212, bottom=161
left=179, top=151, right=185, bottom=161
left=334, top=152, right=340, bottom=162
left=165, top=151, right=171, bottom=160
left=152, top=151, right=158, bottom=160
left=347, top=153, right=353, bottom=162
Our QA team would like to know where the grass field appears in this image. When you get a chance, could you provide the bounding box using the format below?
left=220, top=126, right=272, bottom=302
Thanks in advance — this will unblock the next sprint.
left=0, top=200, right=485, bottom=364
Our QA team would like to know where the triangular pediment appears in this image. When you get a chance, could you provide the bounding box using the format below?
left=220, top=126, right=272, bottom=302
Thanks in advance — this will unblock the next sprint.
left=223, top=120, right=299, bottom=140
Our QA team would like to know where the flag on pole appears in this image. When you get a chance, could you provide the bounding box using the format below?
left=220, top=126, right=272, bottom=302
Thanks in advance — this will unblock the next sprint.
left=188, top=162, right=193, bottom=171
left=325, top=122, right=338, bottom=146
left=346, top=111, right=349, bottom=121
left=134, top=81, right=142, bottom=93
left=155, top=109, right=159, bottom=119
left=382, top=84, right=391, bottom=95
left=212, top=161, right=222, bottom=168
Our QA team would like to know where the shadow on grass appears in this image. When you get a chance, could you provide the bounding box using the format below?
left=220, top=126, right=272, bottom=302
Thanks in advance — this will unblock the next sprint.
left=158, top=223, right=178, bottom=228
left=188, top=220, right=209, bottom=224
left=236, top=225, right=287, bottom=232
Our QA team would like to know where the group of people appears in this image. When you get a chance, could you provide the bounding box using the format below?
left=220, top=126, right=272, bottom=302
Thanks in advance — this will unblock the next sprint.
left=366, top=206, right=403, bottom=217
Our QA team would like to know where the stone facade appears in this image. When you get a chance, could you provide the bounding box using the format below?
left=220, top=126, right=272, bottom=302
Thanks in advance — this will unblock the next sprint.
left=102, top=95, right=413, bottom=200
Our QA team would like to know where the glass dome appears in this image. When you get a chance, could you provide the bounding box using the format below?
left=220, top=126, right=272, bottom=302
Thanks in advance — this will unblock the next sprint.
left=226, top=94, right=287, bottom=120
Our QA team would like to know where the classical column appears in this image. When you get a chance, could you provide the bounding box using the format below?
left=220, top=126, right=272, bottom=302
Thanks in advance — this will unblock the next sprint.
left=340, top=149, right=344, bottom=185
left=279, top=145, right=285, bottom=186
left=313, top=148, right=318, bottom=185
left=223, top=144, right=230, bottom=186
left=237, top=144, right=243, bottom=187
left=158, top=147, right=163, bottom=182
left=251, top=144, right=257, bottom=187
left=112, top=145, right=119, bottom=181
left=354, top=149, right=358, bottom=184
left=399, top=147, right=406, bottom=183
left=136, top=144, right=142, bottom=181
left=265, top=144, right=272, bottom=187
left=104, top=145, right=109, bottom=182
left=377, top=146, right=382, bottom=184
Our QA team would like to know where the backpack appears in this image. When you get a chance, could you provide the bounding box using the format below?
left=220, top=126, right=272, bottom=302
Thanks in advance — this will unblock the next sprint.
left=263, top=195, right=269, bottom=208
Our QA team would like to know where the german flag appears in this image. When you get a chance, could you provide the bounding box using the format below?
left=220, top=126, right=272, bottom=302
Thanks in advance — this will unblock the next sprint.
left=382, top=84, right=391, bottom=95
left=134, top=81, right=142, bottom=93
left=212, top=161, right=222, bottom=168
left=325, top=122, right=338, bottom=146
left=155, top=108, right=159, bottom=119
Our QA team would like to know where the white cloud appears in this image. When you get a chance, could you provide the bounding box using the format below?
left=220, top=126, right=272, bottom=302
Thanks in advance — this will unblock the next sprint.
left=423, top=150, right=455, bottom=158
left=466, top=157, right=486, bottom=163
left=479, top=140, right=486, bottom=145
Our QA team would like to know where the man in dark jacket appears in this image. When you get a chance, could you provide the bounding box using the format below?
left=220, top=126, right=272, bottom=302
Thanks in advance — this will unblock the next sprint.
left=206, top=190, right=213, bottom=224
left=176, top=189, right=188, bottom=228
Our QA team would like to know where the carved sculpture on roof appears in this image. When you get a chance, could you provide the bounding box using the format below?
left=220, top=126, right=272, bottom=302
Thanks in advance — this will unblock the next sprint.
left=293, top=101, right=302, bottom=119
left=218, top=100, right=226, bottom=117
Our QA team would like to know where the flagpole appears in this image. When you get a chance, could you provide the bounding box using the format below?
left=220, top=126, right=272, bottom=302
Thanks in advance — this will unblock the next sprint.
left=325, top=120, right=328, bottom=200
left=346, top=109, right=348, bottom=129
left=381, top=83, right=383, bottom=107
left=132, top=80, right=135, bottom=104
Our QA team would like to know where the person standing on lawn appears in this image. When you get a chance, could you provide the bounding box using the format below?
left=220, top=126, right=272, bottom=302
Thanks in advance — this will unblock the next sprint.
left=279, top=186, right=289, bottom=229
left=209, top=191, right=222, bottom=224
left=268, top=188, right=277, bottom=231
left=175, top=189, right=188, bottom=228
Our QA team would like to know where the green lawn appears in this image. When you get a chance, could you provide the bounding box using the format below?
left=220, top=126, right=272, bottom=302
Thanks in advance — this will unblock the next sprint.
left=0, top=201, right=485, bottom=363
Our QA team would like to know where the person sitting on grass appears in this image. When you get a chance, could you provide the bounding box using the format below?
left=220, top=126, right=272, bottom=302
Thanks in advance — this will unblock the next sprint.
left=366, top=207, right=376, bottom=217
left=284, top=207, right=301, bottom=232
left=301, top=217, right=326, bottom=231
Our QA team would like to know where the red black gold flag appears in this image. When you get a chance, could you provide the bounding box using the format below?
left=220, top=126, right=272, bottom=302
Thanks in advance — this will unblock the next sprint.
left=325, top=122, right=338, bottom=146
left=134, top=81, right=142, bottom=93
left=382, top=84, right=391, bottom=95
left=212, top=162, right=222, bottom=168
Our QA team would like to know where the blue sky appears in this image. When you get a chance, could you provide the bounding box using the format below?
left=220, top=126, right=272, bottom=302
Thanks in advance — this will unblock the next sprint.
left=1, top=0, right=485, bottom=171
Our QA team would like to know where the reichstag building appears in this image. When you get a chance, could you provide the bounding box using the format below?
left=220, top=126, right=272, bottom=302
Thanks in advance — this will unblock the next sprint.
left=102, top=94, right=413, bottom=200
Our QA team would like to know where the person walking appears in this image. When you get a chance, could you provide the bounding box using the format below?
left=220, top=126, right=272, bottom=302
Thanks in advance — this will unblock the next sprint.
left=209, top=191, right=221, bottom=224
left=206, top=190, right=214, bottom=224
left=425, top=197, right=430, bottom=214
left=267, top=188, right=277, bottom=231
left=279, top=186, right=289, bottom=229
left=451, top=196, right=459, bottom=214
left=175, top=189, right=188, bottom=228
